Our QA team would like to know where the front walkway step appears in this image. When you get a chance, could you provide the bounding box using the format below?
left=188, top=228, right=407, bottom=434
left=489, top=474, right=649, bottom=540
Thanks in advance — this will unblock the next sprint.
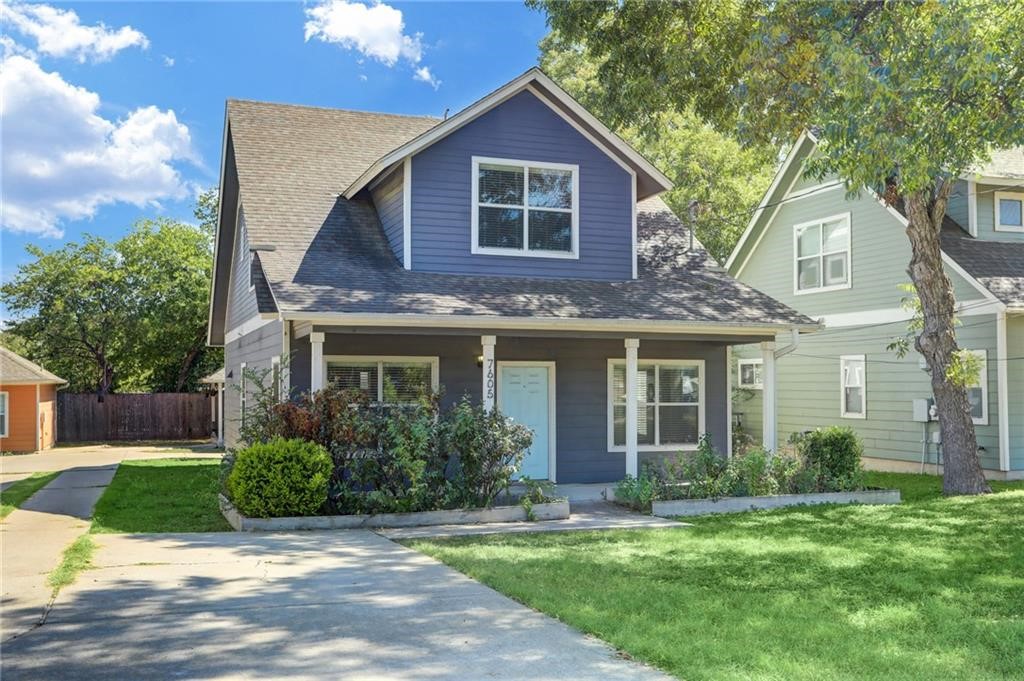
left=1, top=465, right=118, bottom=642
left=377, top=501, right=686, bottom=540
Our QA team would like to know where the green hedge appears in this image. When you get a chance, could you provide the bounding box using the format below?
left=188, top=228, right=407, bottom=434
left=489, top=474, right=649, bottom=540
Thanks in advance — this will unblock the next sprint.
left=227, top=438, right=332, bottom=518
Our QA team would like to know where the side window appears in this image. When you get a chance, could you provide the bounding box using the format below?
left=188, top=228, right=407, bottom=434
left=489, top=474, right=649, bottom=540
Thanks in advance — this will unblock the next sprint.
left=794, top=213, right=851, bottom=294
left=965, top=349, right=988, bottom=425
left=737, top=359, right=763, bottom=389
left=994, top=191, right=1024, bottom=232
left=0, top=392, right=8, bottom=438
left=840, top=355, right=866, bottom=419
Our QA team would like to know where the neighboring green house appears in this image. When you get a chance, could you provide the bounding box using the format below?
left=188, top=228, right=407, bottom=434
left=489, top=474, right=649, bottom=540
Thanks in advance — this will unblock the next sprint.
left=726, top=132, right=1024, bottom=479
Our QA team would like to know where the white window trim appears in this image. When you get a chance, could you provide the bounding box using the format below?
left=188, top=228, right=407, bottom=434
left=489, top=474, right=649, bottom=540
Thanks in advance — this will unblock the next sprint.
left=737, top=358, right=764, bottom=390
left=966, top=349, right=989, bottom=426
left=839, top=354, right=866, bottom=419
left=606, top=358, right=706, bottom=453
left=793, top=212, right=852, bottom=295
left=0, top=391, right=8, bottom=438
left=994, top=191, right=1024, bottom=233
left=470, top=155, right=580, bottom=260
left=323, top=355, right=440, bottom=404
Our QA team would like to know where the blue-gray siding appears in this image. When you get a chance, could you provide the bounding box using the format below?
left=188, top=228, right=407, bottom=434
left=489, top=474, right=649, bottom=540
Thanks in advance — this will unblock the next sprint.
left=410, top=90, right=633, bottom=280
left=289, top=331, right=731, bottom=483
left=370, top=165, right=404, bottom=265
left=226, top=206, right=258, bottom=331
left=224, top=319, right=283, bottom=449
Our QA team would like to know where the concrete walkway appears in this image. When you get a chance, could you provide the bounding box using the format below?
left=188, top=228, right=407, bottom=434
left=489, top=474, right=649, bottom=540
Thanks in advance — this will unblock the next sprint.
left=1, top=465, right=118, bottom=641
left=379, top=501, right=687, bottom=539
left=2, top=530, right=672, bottom=681
left=0, top=443, right=221, bottom=476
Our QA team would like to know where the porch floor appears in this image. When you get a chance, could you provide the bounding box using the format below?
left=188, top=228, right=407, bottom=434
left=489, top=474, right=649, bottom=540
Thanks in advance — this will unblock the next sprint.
left=377, top=501, right=687, bottom=540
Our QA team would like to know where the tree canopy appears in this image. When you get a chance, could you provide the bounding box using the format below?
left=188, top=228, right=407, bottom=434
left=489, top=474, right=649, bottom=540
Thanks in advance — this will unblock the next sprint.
left=1, top=188, right=223, bottom=394
left=531, top=0, right=1024, bottom=494
left=539, top=32, right=776, bottom=263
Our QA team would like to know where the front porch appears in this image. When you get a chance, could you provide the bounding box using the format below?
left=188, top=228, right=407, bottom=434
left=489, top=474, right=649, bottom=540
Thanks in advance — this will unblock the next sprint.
left=286, top=326, right=783, bottom=485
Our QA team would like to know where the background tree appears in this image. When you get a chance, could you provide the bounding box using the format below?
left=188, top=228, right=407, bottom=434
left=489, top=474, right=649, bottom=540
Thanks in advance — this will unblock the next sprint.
left=539, top=32, right=776, bottom=262
left=1, top=188, right=223, bottom=394
left=532, top=0, right=1024, bottom=495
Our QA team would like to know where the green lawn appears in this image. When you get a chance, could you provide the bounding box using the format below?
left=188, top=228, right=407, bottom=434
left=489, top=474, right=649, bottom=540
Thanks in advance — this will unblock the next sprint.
left=91, top=458, right=231, bottom=533
left=0, top=471, right=61, bottom=518
left=407, top=472, right=1024, bottom=681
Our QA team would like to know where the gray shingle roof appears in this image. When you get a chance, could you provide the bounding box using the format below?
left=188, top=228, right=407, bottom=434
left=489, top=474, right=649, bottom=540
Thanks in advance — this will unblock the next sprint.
left=0, top=347, right=66, bottom=385
left=225, top=99, right=816, bottom=330
left=971, top=147, right=1024, bottom=179
left=941, top=231, right=1024, bottom=308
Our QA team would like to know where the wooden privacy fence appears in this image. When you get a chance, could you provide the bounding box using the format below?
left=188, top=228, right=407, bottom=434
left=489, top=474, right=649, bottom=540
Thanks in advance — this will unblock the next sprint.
left=57, top=393, right=212, bottom=443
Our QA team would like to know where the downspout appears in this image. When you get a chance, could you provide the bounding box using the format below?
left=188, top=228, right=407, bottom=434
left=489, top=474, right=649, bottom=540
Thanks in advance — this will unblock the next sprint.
left=774, top=328, right=801, bottom=360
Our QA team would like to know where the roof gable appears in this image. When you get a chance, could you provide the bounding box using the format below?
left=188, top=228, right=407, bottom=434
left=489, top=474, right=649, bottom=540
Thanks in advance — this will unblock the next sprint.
left=0, top=347, right=66, bottom=385
left=344, top=68, right=673, bottom=201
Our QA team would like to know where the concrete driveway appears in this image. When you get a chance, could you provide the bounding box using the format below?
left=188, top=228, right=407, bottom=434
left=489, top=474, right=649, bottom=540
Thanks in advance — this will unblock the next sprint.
left=3, top=530, right=670, bottom=680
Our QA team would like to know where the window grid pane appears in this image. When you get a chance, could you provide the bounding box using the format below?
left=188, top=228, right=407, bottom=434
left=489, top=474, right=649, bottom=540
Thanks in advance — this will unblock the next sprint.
left=479, top=164, right=524, bottom=205
left=999, top=198, right=1022, bottom=227
left=478, top=207, right=524, bottom=249
left=528, top=167, right=572, bottom=208
left=328, top=362, right=379, bottom=399
left=528, top=210, right=572, bottom=251
left=382, top=362, right=432, bottom=403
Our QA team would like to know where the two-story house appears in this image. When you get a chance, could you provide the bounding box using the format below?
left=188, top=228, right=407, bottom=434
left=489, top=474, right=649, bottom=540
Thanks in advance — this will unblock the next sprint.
left=206, top=68, right=817, bottom=484
left=728, top=131, right=1024, bottom=479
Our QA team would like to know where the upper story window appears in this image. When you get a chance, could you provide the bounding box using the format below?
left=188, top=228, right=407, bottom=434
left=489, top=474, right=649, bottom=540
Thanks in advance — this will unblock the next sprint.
left=794, top=212, right=851, bottom=294
left=471, top=156, right=579, bottom=259
left=994, top=191, right=1024, bottom=232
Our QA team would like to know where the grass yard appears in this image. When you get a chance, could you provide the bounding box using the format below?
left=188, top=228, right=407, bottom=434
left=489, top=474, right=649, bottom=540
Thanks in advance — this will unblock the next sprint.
left=91, top=458, right=231, bottom=533
left=407, top=472, right=1024, bottom=681
left=0, top=471, right=61, bottom=518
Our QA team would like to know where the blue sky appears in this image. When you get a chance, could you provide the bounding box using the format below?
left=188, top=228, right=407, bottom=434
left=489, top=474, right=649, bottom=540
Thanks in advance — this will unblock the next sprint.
left=0, top=1, right=549, bottom=299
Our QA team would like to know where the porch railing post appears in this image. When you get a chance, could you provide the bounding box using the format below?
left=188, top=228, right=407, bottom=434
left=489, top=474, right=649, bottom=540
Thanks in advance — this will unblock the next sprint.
left=482, top=335, right=496, bottom=411
left=311, top=332, right=325, bottom=393
left=625, top=337, right=640, bottom=479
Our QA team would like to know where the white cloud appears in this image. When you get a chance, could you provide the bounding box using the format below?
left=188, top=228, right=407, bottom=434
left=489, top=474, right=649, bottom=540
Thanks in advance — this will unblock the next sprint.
left=304, top=0, right=438, bottom=87
left=413, top=66, right=440, bottom=90
left=2, top=2, right=148, bottom=63
left=162, top=55, right=175, bottom=67
left=0, top=55, right=195, bottom=237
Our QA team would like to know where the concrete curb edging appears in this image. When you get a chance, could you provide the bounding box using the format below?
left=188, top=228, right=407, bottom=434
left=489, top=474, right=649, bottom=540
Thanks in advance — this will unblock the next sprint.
left=651, top=489, right=901, bottom=517
left=219, top=494, right=571, bottom=531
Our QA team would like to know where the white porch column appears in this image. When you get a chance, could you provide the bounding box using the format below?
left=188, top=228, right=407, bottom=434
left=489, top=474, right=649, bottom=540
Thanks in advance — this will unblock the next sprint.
left=997, top=311, right=1010, bottom=471
left=761, top=341, right=777, bottom=451
left=310, top=332, right=325, bottom=393
left=217, top=384, right=224, bottom=447
left=625, top=338, right=640, bottom=478
left=482, top=335, right=496, bottom=411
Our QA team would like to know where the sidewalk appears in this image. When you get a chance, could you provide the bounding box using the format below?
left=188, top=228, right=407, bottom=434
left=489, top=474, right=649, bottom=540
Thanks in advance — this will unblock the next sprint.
left=1, top=443, right=221, bottom=477
left=1, top=465, right=118, bottom=641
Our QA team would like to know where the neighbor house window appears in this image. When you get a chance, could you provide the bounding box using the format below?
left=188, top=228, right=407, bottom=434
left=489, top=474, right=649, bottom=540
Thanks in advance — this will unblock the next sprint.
left=471, top=156, right=578, bottom=258
left=994, top=191, right=1024, bottom=232
left=608, top=360, right=705, bottom=451
left=840, top=355, right=866, bottom=419
left=794, top=213, right=851, bottom=293
left=737, top=358, right=763, bottom=389
left=325, top=356, right=439, bottom=405
left=0, top=392, right=8, bottom=438
left=965, top=349, right=988, bottom=425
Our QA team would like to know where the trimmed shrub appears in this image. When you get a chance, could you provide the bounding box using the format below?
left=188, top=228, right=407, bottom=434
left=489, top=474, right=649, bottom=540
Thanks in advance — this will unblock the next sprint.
left=794, top=426, right=865, bottom=491
left=227, top=438, right=332, bottom=517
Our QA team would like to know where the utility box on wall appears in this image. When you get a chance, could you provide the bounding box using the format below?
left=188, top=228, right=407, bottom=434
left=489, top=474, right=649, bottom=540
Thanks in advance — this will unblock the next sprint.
left=912, top=398, right=937, bottom=423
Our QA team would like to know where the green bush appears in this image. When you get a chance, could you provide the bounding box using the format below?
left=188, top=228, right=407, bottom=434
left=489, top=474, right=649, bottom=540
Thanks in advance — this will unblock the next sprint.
left=793, top=426, right=865, bottom=491
left=614, top=470, right=660, bottom=511
left=227, top=438, right=332, bottom=517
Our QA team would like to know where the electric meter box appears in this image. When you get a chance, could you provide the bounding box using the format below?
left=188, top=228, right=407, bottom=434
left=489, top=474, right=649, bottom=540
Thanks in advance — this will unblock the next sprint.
left=912, top=398, right=936, bottom=423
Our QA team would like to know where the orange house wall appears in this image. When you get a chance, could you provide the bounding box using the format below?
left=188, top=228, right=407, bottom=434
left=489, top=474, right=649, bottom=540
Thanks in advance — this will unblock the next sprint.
left=38, top=384, right=57, bottom=449
left=0, top=384, right=39, bottom=453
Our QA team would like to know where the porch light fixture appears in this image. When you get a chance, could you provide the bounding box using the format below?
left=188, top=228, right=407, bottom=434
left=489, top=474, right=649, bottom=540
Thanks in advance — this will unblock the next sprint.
left=476, top=355, right=484, bottom=368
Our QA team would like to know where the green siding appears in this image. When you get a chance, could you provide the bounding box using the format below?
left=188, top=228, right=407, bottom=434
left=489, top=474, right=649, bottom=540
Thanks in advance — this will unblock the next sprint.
left=733, top=316, right=1003, bottom=471
left=1009, top=315, right=1024, bottom=470
left=947, top=179, right=970, bottom=231
left=976, top=182, right=1024, bottom=242
left=737, top=185, right=985, bottom=319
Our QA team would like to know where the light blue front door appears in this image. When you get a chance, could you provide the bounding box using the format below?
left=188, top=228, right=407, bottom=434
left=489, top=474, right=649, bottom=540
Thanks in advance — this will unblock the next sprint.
left=499, top=365, right=550, bottom=480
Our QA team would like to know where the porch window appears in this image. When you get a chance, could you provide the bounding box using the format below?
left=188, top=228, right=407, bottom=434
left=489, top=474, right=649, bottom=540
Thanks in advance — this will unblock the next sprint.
left=840, top=355, right=865, bottom=419
left=965, top=349, right=988, bottom=425
left=737, top=358, right=763, bottom=389
left=995, top=191, right=1024, bottom=232
left=325, top=356, right=439, bottom=405
left=608, top=360, right=705, bottom=451
left=794, top=213, right=851, bottom=293
left=0, top=392, right=8, bottom=438
left=471, top=156, right=578, bottom=258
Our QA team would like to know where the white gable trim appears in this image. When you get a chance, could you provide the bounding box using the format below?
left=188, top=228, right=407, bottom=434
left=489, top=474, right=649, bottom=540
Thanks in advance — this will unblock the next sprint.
left=725, top=131, right=813, bottom=271
left=343, top=68, right=672, bottom=200
left=402, top=157, right=412, bottom=269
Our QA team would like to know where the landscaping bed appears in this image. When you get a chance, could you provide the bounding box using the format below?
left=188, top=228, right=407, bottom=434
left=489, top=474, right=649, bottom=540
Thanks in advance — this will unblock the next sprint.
left=651, top=488, right=900, bottom=516
left=219, top=493, right=570, bottom=531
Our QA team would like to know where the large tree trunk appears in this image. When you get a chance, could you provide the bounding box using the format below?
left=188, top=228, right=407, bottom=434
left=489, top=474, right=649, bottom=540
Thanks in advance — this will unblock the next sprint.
left=903, top=186, right=990, bottom=496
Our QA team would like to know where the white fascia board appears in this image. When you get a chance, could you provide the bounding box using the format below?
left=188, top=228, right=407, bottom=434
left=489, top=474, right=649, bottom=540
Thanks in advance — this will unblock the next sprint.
left=344, top=68, right=672, bottom=200
left=283, top=311, right=819, bottom=336
left=207, top=107, right=232, bottom=346
left=725, top=131, right=813, bottom=271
